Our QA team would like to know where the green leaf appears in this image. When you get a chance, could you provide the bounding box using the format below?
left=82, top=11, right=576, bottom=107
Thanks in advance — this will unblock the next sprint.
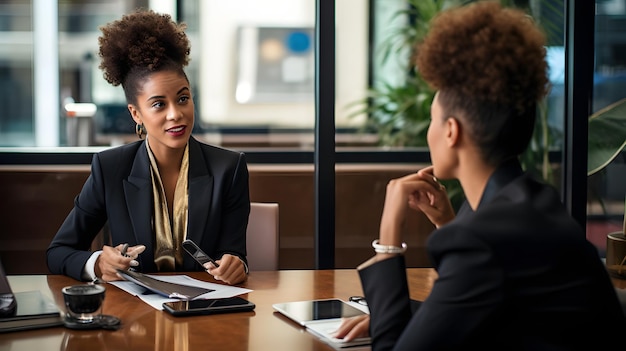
left=587, top=97, right=626, bottom=176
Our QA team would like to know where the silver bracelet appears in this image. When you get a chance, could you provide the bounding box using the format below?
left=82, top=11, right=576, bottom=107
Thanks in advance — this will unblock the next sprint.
left=372, top=239, right=407, bottom=254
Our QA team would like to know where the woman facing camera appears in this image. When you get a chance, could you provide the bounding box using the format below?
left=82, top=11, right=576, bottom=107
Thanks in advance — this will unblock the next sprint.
left=47, top=9, right=250, bottom=285
left=336, top=2, right=626, bottom=350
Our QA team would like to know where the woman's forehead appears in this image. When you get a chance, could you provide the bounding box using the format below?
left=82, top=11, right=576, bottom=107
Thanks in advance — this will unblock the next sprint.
left=139, top=71, right=190, bottom=94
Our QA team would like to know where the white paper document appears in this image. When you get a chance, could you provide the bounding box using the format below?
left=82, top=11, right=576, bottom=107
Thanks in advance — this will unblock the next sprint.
left=306, top=301, right=371, bottom=349
left=305, top=319, right=372, bottom=349
left=110, top=274, right=252, bottom=310
left=272, top=298, right=371, bottom=349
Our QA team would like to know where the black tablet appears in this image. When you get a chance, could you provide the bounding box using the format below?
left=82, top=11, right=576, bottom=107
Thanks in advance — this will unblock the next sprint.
left=162, top=296, right=255, bottom=316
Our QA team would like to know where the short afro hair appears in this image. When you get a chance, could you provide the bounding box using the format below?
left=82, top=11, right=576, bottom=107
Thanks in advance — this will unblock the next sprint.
left=98, top=8, right=191, bottom=104
left=416, top=1, right=549, bottom=164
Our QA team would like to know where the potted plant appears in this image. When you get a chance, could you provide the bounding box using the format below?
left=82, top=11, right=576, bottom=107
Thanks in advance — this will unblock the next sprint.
left=349, top=0, right=625, bottom=222
left=348, top=0, right=457, bottom=148
left=346, top=0, right=471, bottom=210
left=348, top=0, right=555, bottom=210
left=588, top=97, right=626, bottom=277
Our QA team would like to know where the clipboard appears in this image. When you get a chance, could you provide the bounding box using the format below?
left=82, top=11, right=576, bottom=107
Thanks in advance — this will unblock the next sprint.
left=116, top=269, right=214, bottom=300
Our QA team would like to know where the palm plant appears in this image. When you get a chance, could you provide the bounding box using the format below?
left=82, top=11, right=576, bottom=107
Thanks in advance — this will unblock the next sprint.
left=349, top=0, right=553, bottom=209
left=587, top=98, right=626, bottom=177
left=350, top=0, right=467, bottom=147
left=352, top=0, right=626, bottom=222
left=587, top=97, right=626, bottom=233
left=346, top=0, right=470, bottom=210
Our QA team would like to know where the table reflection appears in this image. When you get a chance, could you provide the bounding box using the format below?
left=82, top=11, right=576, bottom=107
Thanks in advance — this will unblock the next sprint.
left=2, top=270, right=437, bottom=351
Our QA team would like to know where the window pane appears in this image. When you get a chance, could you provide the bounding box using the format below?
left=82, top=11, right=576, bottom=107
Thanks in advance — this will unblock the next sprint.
left=190, top=0, right=317, bottom=269
left=0, top=0, right=34, bottom=146
left=356, top=0, right=568, bottom=268
left=587, top=0, right=626, bottom=258
left=1, top=0, right=322, bottom=148
left=60, top=1, right=144, bottom=146
left=187, top=0, right=316, bottom=151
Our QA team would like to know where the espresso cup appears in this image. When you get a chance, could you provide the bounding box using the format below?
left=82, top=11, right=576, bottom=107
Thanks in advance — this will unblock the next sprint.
left=62, top=284, right=105, bottom=323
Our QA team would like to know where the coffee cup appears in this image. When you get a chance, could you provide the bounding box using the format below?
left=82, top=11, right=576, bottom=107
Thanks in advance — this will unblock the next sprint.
left=62, top=284, right=105, bottom=324
left=606, top=232, right=626, bottom=278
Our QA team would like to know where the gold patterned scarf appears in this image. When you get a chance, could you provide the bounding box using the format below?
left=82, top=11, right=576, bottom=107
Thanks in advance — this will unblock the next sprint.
left=145, top=139, right=189, bottom=271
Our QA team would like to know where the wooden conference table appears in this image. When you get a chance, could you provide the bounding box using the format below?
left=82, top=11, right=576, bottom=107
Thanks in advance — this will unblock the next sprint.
left=0, top=269, right=438, bottom=351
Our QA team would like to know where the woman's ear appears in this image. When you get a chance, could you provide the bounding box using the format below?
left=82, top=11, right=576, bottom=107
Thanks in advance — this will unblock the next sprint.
left=446, top=117, right=461, bottom=147
left=128, top=104, right=141, bottom=125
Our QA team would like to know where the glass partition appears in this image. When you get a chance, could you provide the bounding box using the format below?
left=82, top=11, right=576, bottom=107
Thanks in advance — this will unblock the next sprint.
left=0, top=0, right=34, bottom=146
left=587, top=0, right=626, bottom=256
left=0, top=0, right=354, bottom=150
left=0, top=0, right=606, bottom=270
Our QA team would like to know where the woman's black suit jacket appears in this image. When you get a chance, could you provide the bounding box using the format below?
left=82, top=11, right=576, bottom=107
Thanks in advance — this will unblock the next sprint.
left=47, top=137, right=250, bottom=281
left=360, top=160, right=626, bottom=350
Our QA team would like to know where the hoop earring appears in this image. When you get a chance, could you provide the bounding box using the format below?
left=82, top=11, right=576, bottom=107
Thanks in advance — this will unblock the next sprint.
left=135, top=123, right=146, bottom=139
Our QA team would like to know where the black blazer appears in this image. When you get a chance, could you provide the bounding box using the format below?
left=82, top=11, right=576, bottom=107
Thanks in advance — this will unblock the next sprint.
left=47, top=137, right=250, bottom=281
left=360, top=160, right=626, bottom=350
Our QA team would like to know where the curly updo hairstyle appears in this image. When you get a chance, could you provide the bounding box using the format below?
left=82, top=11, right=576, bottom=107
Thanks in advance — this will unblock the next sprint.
left=98, top=9, right=191, bottom=105
left=416, top=1, right=549, bottom=166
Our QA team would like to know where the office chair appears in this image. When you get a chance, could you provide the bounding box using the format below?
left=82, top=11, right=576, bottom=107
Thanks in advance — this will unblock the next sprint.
left=246, top=202, right=279, bottom=271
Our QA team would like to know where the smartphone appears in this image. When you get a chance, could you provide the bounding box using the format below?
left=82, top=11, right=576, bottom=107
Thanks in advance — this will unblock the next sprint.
left=182, top=239, right=220, bottom=268
left=163, top=296, right=255, bottom=316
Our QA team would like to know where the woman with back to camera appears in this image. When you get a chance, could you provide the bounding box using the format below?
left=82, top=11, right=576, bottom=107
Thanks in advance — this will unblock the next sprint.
left=47, top=9, right=250, bottom=285
left=335, top=2, right=626, bottom=349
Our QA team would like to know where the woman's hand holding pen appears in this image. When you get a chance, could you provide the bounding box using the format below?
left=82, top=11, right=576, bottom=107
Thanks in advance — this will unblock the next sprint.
left=205, top=253, right=247, bottom=285
left=95, top=244, right=146, bottom=282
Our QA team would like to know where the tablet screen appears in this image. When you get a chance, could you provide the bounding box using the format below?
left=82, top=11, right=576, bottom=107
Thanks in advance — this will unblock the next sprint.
left=272, top=299, right=366, bottom=325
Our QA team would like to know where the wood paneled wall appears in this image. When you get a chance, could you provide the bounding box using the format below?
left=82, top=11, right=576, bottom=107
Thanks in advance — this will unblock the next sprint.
left=0, top=164, right=434, bottom=274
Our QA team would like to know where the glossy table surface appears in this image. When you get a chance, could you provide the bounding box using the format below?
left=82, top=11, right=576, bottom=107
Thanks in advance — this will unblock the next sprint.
left=0, top=269, right=438, bottom=351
